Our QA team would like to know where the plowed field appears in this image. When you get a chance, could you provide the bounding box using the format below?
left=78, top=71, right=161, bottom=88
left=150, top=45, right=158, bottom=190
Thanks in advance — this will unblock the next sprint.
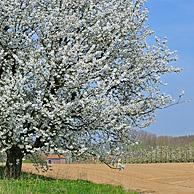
left=22, top=163, right=194, bottom=194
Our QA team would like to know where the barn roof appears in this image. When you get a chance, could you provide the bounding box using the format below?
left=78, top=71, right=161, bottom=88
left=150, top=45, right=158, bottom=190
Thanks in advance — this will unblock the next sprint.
left=47, top=154, right=65, bottom=159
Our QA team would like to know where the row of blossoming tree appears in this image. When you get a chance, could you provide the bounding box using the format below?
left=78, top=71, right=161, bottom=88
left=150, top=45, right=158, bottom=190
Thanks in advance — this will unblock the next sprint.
left=124, top=145, right=194, bottom=164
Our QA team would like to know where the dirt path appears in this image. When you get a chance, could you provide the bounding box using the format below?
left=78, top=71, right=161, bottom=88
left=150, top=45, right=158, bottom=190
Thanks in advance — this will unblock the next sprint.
left=23, top=163, right=194, bottom=194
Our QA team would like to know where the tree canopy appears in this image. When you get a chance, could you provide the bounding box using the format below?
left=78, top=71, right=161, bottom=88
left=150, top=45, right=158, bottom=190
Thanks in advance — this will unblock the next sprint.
left=0, top=0, right=180, bottom=178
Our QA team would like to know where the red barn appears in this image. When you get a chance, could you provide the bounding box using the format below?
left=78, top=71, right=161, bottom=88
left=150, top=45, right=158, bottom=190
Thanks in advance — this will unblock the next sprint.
left=47, top=154, right=66, bottom=164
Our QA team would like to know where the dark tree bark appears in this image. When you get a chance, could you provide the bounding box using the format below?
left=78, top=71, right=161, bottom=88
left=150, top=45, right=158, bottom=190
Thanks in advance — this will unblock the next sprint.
left=4, top=146, right=24, bottom=179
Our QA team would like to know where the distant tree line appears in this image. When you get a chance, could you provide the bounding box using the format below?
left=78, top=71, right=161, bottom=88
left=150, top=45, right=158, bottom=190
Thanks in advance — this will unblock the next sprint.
left=137, top=130, right=194, bottom=146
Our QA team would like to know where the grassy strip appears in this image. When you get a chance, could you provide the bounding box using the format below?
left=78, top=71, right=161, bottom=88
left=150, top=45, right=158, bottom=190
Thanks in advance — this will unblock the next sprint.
left=0, top=179, right=137, bottom=194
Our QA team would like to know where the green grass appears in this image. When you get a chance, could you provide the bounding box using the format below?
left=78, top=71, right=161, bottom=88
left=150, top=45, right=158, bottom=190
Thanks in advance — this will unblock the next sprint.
left=0, top=179, right=137, bottom=194
left=0, top=167, right=137, bottom=194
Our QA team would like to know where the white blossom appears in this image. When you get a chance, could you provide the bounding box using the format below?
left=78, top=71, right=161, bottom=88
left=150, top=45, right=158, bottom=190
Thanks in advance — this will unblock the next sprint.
left=0, top=0, right=180, bottom=166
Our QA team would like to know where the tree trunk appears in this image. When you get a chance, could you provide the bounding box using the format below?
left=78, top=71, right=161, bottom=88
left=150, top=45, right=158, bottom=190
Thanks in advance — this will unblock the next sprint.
left=5, top=146, right=24, bottom=179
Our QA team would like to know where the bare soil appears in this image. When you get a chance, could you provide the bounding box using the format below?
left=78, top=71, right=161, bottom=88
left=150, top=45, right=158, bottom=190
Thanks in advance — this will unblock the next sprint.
left=22, top=163, right=194, bottom=194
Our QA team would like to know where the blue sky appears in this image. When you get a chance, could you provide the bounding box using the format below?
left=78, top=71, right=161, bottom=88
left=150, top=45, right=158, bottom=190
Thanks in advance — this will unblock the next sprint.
left=145, top=0, right=194, bottom=136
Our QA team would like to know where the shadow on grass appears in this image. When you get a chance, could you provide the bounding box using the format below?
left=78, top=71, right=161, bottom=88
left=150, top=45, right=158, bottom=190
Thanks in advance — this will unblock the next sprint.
left=0, top=165, right=101, bottom=183
left=0, top=165, right=53, bottom=180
